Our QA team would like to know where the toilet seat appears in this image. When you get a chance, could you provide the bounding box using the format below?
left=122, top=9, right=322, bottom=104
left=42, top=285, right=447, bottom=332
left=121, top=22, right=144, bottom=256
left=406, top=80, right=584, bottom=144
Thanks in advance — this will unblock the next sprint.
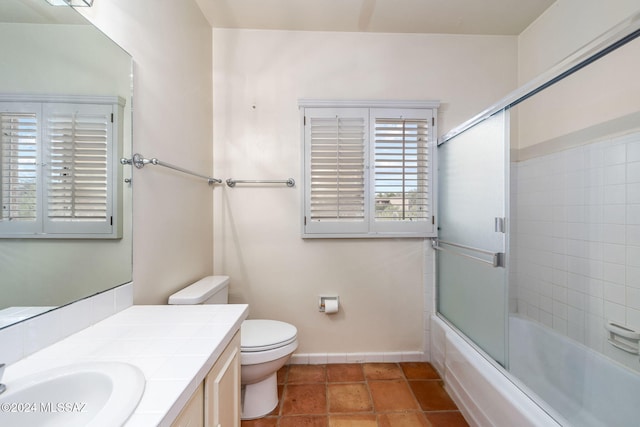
left=241, top=319, right=297, bottom=352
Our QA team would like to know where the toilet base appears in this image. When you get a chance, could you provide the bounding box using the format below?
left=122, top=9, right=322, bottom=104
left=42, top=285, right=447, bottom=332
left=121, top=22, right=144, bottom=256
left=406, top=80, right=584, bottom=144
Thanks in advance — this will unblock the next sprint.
left=241, top=372, right=278, bottom=420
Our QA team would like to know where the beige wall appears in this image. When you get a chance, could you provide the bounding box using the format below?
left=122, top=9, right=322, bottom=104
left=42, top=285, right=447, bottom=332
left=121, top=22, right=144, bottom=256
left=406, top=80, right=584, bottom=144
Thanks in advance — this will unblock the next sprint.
left=516, top=37, right=640, bottom=151
left=212, top=29, right=518, bottom=354
left=516, top=1, right=640, bottom=151
left=80, top=1, right=214, bottom=304
left=518, top=0, right=640, bottom=84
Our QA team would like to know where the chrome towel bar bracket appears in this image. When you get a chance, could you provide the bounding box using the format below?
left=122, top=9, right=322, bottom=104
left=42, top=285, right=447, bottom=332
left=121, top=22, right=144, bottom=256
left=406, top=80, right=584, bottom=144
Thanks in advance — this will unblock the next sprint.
left=226, top=178, right=295, bottom=187
left=121, top=153, right=222, bottom=185
left=121, top=154, right=295, bottom=188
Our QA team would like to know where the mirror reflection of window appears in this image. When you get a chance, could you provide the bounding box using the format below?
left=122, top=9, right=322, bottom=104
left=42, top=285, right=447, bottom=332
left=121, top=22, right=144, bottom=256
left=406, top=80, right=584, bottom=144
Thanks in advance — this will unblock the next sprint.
left=0, top=0, right=132, bottom=327
left=1, top=97, right=124, bottom=238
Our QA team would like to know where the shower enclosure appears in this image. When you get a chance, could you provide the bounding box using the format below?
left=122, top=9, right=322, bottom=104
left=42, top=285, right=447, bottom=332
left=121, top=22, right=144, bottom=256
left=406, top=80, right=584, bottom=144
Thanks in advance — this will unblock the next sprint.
left=435, top=12, right=640, bottom=427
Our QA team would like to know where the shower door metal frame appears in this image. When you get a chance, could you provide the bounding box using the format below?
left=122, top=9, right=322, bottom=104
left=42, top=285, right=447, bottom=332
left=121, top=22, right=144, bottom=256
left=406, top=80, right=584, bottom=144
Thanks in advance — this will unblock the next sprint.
left=435, top=108, right=511, bottom=366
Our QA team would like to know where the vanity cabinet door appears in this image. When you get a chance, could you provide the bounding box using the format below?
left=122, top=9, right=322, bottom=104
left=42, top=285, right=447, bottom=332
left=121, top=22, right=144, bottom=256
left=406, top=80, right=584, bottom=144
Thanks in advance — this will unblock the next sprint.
left=205, top=331, right=241, bottom=427
left=171, top=382, right=204, bottom=427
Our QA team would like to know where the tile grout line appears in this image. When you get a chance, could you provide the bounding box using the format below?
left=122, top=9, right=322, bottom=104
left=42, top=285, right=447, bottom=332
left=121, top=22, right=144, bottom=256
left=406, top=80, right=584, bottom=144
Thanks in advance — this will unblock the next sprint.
left=362, top=363, right=380, bottom=426
left=399, top=362, right=428, bottom=417
left=246, top=362, right=466, bottom=427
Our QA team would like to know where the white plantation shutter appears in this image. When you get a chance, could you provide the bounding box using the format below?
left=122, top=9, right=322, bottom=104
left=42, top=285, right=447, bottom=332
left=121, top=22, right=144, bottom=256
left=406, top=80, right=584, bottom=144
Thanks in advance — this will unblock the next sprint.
left=371, top=108, right=432, bottom=234
left=304, top=108, right=369, bottom=234
left=301, top=101, right=437, bottom=238
left=0, top=104, right=41, bottom=234
left=44, top=103, right=113, bottom=234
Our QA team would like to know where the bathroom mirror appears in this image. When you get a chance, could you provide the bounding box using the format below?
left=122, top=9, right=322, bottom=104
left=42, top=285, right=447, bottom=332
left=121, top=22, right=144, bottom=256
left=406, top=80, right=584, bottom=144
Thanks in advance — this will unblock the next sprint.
left=0, top=0, right=132, bottom=328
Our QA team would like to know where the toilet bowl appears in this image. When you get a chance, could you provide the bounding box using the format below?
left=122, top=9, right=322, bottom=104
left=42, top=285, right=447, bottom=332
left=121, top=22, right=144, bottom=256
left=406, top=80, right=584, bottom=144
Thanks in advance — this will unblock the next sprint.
left=168, top=276, right=298, bottom=420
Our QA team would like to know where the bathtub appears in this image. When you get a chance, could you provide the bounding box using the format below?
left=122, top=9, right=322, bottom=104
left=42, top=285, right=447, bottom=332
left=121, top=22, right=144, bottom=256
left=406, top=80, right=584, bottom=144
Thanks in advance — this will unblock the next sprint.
left=509, top=315, right=640, bottom=427
left=432, top=314, right=640, bottom=426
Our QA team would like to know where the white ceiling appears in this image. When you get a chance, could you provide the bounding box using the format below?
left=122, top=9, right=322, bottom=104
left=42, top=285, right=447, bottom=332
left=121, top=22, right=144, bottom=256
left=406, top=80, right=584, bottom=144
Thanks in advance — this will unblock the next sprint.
left=195, top=0, right=556, bottom=35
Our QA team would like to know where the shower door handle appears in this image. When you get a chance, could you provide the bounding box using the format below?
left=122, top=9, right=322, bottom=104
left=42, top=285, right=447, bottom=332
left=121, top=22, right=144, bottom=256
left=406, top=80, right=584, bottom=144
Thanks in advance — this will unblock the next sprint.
left=432, top=239, right=505, bottom=268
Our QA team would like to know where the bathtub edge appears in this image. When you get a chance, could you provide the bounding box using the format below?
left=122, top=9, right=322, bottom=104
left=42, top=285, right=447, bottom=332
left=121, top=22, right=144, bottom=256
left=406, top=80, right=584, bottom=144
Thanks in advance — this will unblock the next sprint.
left=431, top=315, right=562, bottom=427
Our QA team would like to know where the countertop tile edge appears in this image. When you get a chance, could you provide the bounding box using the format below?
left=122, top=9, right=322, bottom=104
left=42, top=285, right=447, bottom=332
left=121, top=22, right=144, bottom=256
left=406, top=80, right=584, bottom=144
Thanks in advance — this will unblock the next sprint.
left=159, top=306, right=248, bottom=426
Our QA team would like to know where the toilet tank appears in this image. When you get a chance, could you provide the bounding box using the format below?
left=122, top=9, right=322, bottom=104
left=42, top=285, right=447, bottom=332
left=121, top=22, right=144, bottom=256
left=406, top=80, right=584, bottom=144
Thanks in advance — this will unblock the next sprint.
left=168, top=276, right=230, bottom=305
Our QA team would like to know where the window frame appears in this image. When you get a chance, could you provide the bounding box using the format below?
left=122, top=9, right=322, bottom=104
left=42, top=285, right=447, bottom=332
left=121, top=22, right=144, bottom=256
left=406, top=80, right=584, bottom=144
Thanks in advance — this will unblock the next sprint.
left=300, top=99, right=439, bottom=239
left=0, top=94, right=124, bottom=239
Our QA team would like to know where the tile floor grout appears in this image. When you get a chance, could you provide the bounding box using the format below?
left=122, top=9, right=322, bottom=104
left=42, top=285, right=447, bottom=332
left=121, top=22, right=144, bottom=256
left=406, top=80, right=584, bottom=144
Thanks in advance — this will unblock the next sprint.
left=241, top=362, right=469, bottom=427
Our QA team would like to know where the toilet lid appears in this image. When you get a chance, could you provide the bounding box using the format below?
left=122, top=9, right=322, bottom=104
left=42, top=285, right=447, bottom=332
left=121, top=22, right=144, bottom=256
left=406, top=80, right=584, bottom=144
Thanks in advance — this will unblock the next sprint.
left=241, top=319, right=297, bottom=352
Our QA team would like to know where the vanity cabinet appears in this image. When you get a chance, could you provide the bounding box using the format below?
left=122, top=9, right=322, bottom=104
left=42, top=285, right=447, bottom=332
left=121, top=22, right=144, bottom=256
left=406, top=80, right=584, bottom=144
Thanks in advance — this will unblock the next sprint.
left=172, top=383, right=205, bottom=427
left=172, top=331, right=241, bottom=427
left=205, top=331, right=241, bottom=427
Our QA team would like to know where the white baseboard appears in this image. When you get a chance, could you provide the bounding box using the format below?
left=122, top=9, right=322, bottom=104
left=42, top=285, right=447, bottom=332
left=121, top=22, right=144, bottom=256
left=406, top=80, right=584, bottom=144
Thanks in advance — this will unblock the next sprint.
left=289, top=351, right=426, bottom=365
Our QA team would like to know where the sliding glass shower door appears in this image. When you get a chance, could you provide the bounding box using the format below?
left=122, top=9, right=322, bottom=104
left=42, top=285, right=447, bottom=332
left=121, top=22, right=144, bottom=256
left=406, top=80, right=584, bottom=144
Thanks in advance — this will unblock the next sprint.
left=436, top=110, right=509, bottom=365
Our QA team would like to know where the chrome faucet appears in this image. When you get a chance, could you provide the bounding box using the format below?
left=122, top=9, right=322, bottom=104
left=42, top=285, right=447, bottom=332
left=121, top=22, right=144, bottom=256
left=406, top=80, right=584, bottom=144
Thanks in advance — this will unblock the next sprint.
left=0, top=363, right=5, bottom=394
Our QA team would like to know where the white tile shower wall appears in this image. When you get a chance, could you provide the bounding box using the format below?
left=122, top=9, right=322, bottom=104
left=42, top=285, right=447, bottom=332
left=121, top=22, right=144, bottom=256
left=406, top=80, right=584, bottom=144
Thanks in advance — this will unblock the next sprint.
left=0, top=283, right=133, bottom=365
left=513, top=131, right=640, bottom=371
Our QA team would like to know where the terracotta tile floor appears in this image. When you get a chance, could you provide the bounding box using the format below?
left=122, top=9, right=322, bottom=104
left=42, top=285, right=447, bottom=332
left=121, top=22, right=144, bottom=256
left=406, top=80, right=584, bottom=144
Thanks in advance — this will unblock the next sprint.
left=241, top=362, right=469, bottom=427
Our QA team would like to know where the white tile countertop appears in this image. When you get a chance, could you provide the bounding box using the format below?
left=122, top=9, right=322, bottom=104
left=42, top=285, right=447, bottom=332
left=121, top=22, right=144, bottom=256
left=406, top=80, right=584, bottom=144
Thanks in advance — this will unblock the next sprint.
left=1, top=304, right=249, bottom=426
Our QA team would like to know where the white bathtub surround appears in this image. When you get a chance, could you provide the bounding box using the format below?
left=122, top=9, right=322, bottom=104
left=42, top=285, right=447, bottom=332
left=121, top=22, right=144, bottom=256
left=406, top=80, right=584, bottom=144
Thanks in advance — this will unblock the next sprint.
left=431, top=315, right=563, bottom=427
left=513, top=130, right=640, bottom=372
left=0, top=283, right=134, bottom=365
left=510, top=315, right=640, bottom=427
left=1, top=304, right=248, bottom=427
left=432, top=313, right=640, bottom=427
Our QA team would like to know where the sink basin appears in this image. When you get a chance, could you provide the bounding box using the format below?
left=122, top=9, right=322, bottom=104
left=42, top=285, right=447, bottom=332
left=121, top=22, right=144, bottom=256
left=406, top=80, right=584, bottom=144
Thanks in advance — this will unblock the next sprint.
left=0, top=362, right=145, bottom=427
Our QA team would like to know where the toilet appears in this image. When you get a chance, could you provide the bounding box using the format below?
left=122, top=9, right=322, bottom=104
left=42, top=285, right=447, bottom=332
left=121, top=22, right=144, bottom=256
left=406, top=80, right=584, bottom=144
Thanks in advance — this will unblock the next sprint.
left=168, top=276, right=298, bottom=420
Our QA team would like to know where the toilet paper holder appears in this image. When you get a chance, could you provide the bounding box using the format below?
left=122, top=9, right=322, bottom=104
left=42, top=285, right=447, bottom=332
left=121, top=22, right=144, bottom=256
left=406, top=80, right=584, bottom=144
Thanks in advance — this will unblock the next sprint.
left=318, top=295, right=339, bottom=313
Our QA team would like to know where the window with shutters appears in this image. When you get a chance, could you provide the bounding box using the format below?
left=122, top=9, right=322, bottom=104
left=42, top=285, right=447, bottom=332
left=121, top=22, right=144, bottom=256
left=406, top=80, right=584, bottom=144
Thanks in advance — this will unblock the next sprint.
left=300, top=100, right=439, bottom=238
left=0, top=95, right=123, bottom=238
